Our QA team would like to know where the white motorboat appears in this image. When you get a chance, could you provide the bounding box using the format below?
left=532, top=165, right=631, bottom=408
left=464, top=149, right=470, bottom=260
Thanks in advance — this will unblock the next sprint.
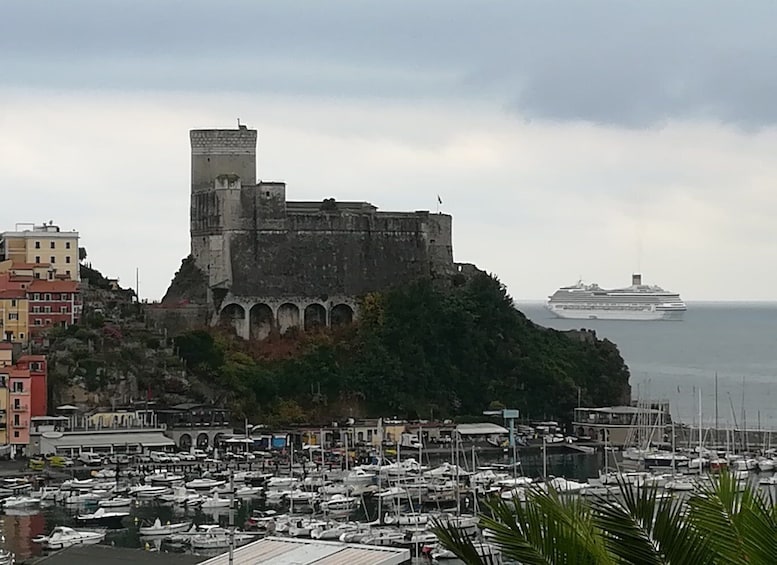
left=3, top=496, right=41, bottom=509
left=129, top=485, right=171, bottom=499
left=159, top=486, right=202, bottom=506
left=0, top=548, right=13, bottom=565
left=311, top=521, right=366, bottom=540
left=343, top=468, right=376, bottom=487
left=321, top=494, right=358, bottom=513
left=429, top=540, right=502, bottom=562
left=139, top=517, right=191, bottom=536
left=32, top=486, right=60, bottom=501
left=61, top=478, right=98, bottom=491
left=288, top=518, right=327, bottom=538
left=98, top=497, right=133, bottom=508
left=266, top=476, right=296, bottom=490
left=33, top=526, right=105, bottom=549
left=75, top=507, right=129, bottom=528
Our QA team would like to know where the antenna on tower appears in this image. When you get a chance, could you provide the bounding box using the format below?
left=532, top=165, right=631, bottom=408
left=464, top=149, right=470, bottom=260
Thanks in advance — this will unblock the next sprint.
left=237, top=118, right=241, bottom=127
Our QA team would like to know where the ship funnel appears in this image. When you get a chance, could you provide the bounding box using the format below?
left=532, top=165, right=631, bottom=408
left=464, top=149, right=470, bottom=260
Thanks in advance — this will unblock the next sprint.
left=632, top=273, right=642, bottom=286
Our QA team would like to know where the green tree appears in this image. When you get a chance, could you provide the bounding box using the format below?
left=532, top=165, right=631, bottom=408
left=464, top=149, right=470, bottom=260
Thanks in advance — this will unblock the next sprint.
left=434, top=471, right=776, bottom=564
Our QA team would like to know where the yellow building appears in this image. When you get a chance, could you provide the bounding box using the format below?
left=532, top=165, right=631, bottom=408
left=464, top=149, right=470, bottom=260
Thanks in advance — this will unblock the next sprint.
left=0, top=223, right=79, bottom=282
left=0, top=290, right=29, bottom=344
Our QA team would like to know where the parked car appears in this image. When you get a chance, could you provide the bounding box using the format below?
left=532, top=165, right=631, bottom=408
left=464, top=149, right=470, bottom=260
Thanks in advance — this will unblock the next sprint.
left=48, top=455, right=74, bottom=468
left=177, top=452, right=196, bottom=462
left=192, top=449, right=208, bottom=460
left=78, top=452, right=103, bottom=467
left=149, top=451, right=172, bottom=463
left=104, top=454, right=130, bottom=465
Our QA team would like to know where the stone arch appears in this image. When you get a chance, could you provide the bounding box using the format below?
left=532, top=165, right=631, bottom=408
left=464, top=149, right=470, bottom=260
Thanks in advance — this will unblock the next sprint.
left=249, top=303, right=274, bottom=340
left=219, top=303, right=245, bottom=334
left=277, top=303, right=301, bottom=334
left=196, top=433, right=209, bottom=449
left=179, top=433, right=192, bottom=451
left=330, top=303, right=354, bottom=326
left=304, top=303, right=327, bottom=331
left=213, top=433, right=225, bottom=450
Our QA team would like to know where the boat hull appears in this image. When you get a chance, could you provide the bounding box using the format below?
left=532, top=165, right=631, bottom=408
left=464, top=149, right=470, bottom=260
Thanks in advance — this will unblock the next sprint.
left=547, top=304, right=685, bottom=321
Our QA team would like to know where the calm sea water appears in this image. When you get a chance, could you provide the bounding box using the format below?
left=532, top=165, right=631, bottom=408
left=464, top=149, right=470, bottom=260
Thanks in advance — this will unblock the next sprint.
left=518, top=302, right=777, bottom=429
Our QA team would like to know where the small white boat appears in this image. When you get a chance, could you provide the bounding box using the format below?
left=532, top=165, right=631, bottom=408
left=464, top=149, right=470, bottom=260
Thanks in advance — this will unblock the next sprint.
left=185, top=478, right=225, bottom=490
left=190, top=527, right=254, bottom=549
left=383, top=512, right=429, bottom=526
left=33, top=526, right=105, bottom=549
left=235, top=485, right=263, bottom=498
left=139, top=517, right=191, bottom=536
left=0, top=548, right=13, bottom=565
left=98, top=497, right=133, bottom=508
left=200, top=492, right=231, bottom=509
left=75, top=507, right=129, bottom=528
left=3, top=496, right=41, bottom=509
left=343, top=468, right=376, bottom=487
left=146, top=472, right=185, bottom=486
left=129, top=485, right=171, bottom=499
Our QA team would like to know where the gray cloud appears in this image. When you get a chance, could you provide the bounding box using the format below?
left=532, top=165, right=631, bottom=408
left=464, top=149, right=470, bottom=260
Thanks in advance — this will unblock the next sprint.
left=4, top=1, right=777, bottom=127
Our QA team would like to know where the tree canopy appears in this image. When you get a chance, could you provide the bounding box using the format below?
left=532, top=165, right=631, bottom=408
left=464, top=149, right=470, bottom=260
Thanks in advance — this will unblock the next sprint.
left=175, top=273, right=630, bottom=424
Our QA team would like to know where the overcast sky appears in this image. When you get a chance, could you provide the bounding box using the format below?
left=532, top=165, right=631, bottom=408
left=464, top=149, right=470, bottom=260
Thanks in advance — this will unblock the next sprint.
left=2, top=1, right=776, bottom=301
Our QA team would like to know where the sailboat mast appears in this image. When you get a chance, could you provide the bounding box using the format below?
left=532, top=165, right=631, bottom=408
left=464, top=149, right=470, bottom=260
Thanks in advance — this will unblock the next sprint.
left=698, top=387, right=703, bottom=473
left=714, top=372, right=719, bottom=447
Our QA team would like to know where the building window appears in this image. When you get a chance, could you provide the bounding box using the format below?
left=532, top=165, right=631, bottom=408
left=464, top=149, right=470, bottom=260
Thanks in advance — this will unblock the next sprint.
left=32, top=306, right=40, bottom=313
left=45, top=319, right=51, bottom=325
left=29, top=362, right=40, bottom=372
left=50, top=241, right=55, bottom=249
left=66, top=256, right=71, bottom=264
left=19, top=333, right=24, bottom=340
left=47, top=272, right=53, bottom=280
left=13, top=399, right=19, bottom=409
left=10, top=299, right=16, bottom=307
left=60, top=306, right=67, bottom=313
left=44, top=293, right=51, bottom=300
left=61, top=293, right=68, bottom=300
left=33, top=293, right=39, bottom=301
left=66, top=241, right=71, bottom=249
left=44, top=306, right=51, bottom=313
left=34, top=241, right=40, bottom=249
left=65, top=270, right=70, bottom=277
left=12, top=415, right=19, bottom=426
left=50, top=256, right=55, bottom=263
left=8, top=313, right=17, bottom=321
left=33, top=319, right=41, bottom=326
left=34, top=256, right=40, bottom=264
left=12, top=382, right=23, bottom=392
left=13, top=432, right=18, bottom=439
left=34, top=273, right=40, bottom=279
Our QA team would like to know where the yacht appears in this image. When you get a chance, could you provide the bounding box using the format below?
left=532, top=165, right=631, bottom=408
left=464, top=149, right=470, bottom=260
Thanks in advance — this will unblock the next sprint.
left=33, top=526, right=105, bottom=549
left=547, top=274, right=686, bottom=321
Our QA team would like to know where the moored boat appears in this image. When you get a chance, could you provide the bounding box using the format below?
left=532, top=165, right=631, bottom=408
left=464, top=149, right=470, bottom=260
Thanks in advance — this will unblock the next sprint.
left=33, top=526, right=105, bottom=549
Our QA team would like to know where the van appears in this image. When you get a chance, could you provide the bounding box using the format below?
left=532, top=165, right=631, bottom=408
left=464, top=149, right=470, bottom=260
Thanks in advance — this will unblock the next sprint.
left=78, top=452, right=103, bottom=467
left=149, top=451, right=171, bottom=463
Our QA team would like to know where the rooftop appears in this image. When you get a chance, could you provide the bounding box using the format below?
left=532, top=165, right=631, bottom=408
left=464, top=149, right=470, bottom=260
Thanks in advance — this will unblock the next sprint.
left=575, top=405, right=664, bottom=415
left=199, top=536, right=410, bottom=565
left=34, top=544, right=205, bottom=564
left=455, top=423, right=509, bottom=436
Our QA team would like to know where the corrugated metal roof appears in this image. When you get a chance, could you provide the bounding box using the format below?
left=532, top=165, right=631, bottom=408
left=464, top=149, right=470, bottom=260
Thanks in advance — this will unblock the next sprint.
left=456, top=423, right=508, bottom=435
left=199, top=536, right=410, bottom=565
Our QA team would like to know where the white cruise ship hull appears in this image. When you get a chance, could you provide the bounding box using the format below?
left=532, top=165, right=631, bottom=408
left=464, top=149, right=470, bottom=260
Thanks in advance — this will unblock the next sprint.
left=547, top=304, right=685, bottom=321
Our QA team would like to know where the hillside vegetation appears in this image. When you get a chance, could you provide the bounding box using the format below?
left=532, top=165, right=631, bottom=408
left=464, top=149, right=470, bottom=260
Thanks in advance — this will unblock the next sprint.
left=175, top=273, right=631, bottom=425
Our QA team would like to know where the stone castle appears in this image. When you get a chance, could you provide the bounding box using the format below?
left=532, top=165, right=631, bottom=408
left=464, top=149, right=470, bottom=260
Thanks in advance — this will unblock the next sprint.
left=161, top=124, right=463, bottom=339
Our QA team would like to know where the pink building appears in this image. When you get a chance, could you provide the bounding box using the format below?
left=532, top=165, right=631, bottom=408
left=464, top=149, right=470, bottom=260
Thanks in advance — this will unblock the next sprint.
left=9, top=366, right=30, bottom=456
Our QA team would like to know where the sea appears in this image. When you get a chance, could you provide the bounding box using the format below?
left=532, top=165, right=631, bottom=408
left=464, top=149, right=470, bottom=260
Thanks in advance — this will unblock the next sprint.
left=518, top=301, right=777, bottom=430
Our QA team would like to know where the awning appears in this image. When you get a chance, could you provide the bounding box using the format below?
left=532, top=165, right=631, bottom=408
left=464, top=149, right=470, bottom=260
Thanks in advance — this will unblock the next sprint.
left=455, top=423, right=509, bottom=436
left=40, top=431, right=174, bottom=450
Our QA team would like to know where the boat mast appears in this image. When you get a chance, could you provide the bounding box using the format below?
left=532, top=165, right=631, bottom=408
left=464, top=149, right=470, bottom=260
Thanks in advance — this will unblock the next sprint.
left=698, top=388, right=703, bottom=474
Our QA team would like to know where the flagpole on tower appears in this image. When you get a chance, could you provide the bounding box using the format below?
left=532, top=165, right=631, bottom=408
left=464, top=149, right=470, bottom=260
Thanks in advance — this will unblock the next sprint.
left=436, top=194, right=442, bottom=214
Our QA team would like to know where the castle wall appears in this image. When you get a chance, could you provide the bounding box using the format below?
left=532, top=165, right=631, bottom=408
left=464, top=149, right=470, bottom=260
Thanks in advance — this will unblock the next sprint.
left=187, top=125, right=457, bottom=338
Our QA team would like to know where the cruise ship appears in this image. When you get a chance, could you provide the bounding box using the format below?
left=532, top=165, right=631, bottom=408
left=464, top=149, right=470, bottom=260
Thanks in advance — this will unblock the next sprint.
left=547, top=274, right=686, bottom=321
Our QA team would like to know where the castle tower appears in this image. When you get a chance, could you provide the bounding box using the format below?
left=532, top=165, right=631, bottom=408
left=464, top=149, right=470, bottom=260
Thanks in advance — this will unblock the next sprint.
left=189, top=125, right=258, bottom=291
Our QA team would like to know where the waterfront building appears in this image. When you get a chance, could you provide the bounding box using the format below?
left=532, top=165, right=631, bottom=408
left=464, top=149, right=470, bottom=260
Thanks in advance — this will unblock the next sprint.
left=0, top=222, right=80, bottom=281
left=573, top=405, right=671, bottom=447
left=154, top=403, right=232, bottom=451
left=8, top=365, right=31, bottom=456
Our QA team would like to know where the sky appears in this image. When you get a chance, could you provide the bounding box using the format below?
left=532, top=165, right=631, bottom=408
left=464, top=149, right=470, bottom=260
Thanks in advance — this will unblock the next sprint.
left=2, top=1, right=777, bottom=301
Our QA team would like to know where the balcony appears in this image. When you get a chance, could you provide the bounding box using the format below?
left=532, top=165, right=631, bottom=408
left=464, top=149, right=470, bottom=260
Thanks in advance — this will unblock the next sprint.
left=11, top=405, right=28, bottom=412
left=12, top=420, right=27, bottom=429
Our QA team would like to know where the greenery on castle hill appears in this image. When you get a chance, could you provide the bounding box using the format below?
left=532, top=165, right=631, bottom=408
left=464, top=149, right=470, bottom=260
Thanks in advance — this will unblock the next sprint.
left=175, top=273, right=630, bottom=425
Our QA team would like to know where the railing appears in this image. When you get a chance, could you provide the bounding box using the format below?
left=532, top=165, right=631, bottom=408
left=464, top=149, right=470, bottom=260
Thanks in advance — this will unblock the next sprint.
left=12, top=421, right=27, bottom=429
left=12, top=405, right=28, bottom=412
